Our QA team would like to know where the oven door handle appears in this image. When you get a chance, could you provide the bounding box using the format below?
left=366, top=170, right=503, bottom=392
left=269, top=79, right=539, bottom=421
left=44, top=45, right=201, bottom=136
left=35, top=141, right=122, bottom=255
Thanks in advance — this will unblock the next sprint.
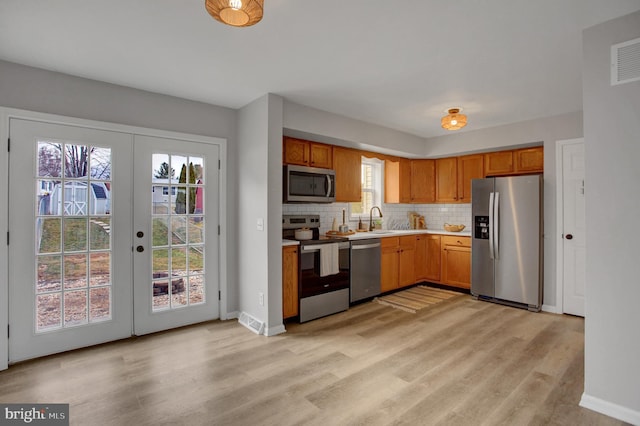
left=351, top=243, right=381, bottom=250
left=300, top=245, right=322, bottom=253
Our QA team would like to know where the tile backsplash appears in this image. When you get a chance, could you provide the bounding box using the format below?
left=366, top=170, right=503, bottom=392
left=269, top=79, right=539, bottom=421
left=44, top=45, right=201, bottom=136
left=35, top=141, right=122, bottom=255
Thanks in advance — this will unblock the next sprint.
left=282, top=202, right=471, bottom=235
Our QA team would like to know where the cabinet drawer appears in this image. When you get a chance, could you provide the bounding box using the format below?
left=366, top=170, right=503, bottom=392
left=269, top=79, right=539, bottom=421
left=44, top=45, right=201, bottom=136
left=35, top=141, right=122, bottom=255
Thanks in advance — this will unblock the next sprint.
left=442, top=235, right=471, bottom=247
left=399, top=235, right=416, bottom=250
left=381, top=237, right=400, bottom=249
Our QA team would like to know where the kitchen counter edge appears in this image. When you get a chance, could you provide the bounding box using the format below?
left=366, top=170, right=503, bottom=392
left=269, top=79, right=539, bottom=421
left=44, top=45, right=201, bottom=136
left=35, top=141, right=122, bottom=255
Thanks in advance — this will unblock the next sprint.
left=282, top=229, right=471, bottom=246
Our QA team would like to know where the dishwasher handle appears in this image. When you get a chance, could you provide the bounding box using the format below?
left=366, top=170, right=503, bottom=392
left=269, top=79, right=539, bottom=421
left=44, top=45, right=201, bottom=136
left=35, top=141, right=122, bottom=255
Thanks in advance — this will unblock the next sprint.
left=351, top=243, right=381, bottom=250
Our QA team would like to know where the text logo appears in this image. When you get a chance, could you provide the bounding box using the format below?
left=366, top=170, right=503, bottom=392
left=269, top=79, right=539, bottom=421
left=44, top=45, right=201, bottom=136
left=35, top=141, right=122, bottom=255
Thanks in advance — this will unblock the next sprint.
left=1, top=404, right=68, bottom=425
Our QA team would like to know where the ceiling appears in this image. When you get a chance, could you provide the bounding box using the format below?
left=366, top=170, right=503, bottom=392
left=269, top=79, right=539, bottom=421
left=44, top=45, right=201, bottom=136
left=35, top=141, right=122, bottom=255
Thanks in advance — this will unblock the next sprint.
left=1, top=0, right=639, bottom=139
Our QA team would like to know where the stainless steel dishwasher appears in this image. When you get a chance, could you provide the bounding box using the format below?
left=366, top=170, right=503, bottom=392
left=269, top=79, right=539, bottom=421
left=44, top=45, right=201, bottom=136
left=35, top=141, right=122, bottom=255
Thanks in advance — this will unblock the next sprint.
left=350, top=238, right=381, bottom=303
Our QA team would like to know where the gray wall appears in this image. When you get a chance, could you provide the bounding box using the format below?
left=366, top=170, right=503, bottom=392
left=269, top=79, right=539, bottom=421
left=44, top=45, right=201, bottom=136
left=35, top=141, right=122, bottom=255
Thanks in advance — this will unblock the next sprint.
left=0, top=59, right=240, bottom=316
left=283, top=101, right=427, bottom=157
left=582, top=10, right=640, bottom=420
left=237, top=94, right=285, bottom=335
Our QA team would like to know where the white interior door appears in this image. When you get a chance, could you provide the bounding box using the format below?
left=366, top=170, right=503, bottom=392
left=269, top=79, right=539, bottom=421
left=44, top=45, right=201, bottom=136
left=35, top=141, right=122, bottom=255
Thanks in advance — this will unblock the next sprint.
left=8, top=119, right=133, bottom=362
left=132, top=135, right=220, bottom=335
left=560, top=140, right=586, bottom=317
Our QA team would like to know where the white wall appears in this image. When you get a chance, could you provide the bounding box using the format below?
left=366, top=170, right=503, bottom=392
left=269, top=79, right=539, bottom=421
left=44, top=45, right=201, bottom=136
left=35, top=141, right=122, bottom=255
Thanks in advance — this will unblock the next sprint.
left=581, top=11, right=640, bottom=424
left=0, top=59, right=240, bottom=317
left=237, top=94, right=285, bottom=336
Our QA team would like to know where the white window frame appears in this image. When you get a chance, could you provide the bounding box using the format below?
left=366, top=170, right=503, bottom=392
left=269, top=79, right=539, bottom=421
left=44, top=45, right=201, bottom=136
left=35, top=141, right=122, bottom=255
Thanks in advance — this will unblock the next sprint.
left=350, top=157, right=383, bottom=222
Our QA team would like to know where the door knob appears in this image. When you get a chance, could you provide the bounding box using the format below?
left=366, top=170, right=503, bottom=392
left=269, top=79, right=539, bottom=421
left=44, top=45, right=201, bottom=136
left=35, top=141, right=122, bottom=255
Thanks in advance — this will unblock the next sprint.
left=136, top=231, right=144, bottom=238
left=136, top=245, right=144, bottom=252
left=565, top=234, right=573, bottom=240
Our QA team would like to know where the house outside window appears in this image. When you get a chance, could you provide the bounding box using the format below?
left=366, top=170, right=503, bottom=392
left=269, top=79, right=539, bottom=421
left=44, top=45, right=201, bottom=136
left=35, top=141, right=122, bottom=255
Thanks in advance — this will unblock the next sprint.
left=350, top=157, right=383, bottom=222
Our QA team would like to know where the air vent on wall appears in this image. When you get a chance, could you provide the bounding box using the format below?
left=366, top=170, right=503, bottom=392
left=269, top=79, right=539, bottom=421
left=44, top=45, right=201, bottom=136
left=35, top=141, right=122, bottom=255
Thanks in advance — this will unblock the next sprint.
left=611, top=37, right=640, bottom=86
left=238, top=312, right=265, bottom=335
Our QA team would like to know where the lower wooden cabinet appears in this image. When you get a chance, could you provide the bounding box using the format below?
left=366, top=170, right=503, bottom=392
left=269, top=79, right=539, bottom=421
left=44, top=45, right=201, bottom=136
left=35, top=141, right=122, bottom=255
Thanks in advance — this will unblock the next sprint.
left=425, top=235, right=442, bottom=282
left=380, top=236, right=415, bottom=292
left=382, top=233, right=470, bottom=293
left=441, top=236, right=471, bottom=289
left=415, top=234, right=441, bottom=282
left=282, top=245, right=299, bottom=319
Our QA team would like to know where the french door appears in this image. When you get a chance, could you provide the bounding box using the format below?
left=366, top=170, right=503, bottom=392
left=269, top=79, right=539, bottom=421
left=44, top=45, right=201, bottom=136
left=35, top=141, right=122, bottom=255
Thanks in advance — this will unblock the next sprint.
left=133, top=135, right=219, bottom=335
left=8, top=119, right=220, bottom=362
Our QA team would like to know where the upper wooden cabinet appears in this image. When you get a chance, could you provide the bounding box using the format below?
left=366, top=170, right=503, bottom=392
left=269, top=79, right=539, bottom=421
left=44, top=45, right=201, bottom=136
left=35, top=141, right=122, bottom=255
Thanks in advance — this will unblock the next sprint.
left=384, top=158, right=411, bottom=204
left=435, top=157, right=458, bottom=202
left=333, top=147, right=361, bottom=202
left=484, top=150, right=514, bottom=176
left=457, top=154, right=484, bottom=203
left=484, top=146, right=543, bottom=176
left=410, top=159, right=435, bottom=203
left=514, top=147, right=544, bottom=173
left=283, top=137, right=333, bottom=169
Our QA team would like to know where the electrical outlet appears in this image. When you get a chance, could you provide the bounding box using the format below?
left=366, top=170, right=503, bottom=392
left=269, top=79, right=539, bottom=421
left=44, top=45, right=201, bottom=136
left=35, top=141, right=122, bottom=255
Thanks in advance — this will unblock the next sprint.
left=259, top=292, right=264, bottom=306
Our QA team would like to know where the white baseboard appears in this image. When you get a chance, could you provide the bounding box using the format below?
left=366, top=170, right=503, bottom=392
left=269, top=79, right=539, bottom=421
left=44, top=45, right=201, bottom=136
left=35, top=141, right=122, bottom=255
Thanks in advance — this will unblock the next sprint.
left=580, top=392, right=640, bottom=425
left=221, top=310, right=239, bottom=320
left=264, top=324, right=286, bottom=336
left=542, top=304, right=560, bottom=314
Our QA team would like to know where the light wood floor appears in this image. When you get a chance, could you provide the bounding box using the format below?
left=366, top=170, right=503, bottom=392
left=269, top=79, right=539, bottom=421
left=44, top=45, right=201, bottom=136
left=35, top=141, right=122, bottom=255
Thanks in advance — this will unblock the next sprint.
left=0, top=294, right=628, bottom=426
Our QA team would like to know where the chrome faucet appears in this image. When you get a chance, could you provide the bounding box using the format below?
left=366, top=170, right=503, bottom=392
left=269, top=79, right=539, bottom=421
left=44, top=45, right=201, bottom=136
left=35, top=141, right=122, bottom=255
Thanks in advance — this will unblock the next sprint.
left=369, top=206, right=383, bottom=231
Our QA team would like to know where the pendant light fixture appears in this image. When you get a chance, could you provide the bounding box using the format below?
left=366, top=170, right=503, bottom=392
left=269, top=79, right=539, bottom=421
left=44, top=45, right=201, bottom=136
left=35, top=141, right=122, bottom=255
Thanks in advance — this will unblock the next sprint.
left=205, top=0, right=264, bottom=27
left=441, top=108, right=468, bottom=131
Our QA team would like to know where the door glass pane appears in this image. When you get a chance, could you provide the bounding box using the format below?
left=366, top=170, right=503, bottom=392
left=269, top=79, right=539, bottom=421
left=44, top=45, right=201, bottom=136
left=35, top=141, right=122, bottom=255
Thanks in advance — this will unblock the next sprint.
left=151, top=154, right=207, bottom=311
left=90, top=147, right=111, bottom=180
left=89, top=252, right=110, bottom=287
left=89, top=218, right=111, bottom=250
left=64, top=144, right=89, bottom=179
left=89, top=288, right=111, bottom=322
left=38, top=142, right=62, bottom=177
left=37, top=255, right=61, bottom=293
left=188, top=217, right=204, bottom=244
left=63, top=218, right=87, bottom=251
left=34, top=142, right=114, bottom=332
left=36, top=180, right=60, bottom=215
left=152, top=217, right=169, bottom=247
left=37, top=218, right=61, bottom=254
left=37, top=293, right=61, bottom=331
left=64, top=290, right=88, bottom=326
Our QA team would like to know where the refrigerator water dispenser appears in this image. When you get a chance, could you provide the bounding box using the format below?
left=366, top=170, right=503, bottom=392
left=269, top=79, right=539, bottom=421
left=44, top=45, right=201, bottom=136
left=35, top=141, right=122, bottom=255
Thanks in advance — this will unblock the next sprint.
left=474, top=216, right=490, bottom=239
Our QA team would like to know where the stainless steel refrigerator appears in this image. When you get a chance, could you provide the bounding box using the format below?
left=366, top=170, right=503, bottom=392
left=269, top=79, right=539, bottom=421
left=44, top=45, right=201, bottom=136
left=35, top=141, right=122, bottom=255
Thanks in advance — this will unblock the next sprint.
left=471, top=175, right=543, bottom=311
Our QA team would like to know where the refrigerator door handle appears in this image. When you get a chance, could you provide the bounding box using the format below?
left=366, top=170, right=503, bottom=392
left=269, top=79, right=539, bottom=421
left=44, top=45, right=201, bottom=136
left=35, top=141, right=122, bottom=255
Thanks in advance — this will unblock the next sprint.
left=489, top=192, right=495, bottom=259
left=494, top=191, right=500, bottom=259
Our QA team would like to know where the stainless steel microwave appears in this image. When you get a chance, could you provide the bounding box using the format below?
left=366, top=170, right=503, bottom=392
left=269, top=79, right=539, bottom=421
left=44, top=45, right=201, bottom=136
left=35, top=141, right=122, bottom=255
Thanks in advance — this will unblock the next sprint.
left=283, top=165, right=336, bottom=203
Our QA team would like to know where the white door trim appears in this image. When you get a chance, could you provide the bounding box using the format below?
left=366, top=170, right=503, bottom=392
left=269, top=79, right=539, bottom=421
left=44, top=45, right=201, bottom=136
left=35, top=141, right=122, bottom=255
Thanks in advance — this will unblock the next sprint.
left=0, top=106, right=229, bottom=370
left=555, top=137, right=584, bottom=314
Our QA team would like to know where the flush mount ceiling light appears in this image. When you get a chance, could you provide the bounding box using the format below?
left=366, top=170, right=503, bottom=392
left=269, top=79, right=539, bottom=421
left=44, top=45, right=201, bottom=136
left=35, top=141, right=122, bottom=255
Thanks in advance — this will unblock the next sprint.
left=205, top=0, right=264, bottom=27
left=441, top=107, right=468, bottom=131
